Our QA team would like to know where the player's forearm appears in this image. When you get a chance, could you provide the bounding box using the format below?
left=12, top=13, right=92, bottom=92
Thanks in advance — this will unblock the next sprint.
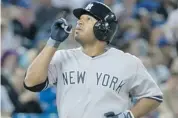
left=25, top=18, right=72, bottom=87
left=24, top=45, right=57, bottom=87
left=130, top=98, right=161, bottom=118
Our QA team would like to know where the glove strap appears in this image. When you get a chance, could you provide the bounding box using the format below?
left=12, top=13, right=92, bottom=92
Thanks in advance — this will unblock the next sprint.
left=46, top=37, right=61, bottom=48
left=125, top=110, right=135, bottom=118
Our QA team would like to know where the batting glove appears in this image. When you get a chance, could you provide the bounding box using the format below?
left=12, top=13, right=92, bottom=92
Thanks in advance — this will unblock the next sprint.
left=47, top=18, right=72, bottom=48
left=104, top=110, right=134, bottom=118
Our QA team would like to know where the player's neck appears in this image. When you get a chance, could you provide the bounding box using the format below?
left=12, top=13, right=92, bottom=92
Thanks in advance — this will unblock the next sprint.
left=82, top=42, right=107, bottom=57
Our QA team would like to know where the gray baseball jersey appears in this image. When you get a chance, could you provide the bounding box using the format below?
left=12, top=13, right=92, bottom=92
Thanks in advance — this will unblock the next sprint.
left=45, top=47, right=163, bottom=118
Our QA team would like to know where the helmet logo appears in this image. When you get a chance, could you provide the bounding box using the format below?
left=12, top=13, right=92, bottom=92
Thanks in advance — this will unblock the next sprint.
left=85, top=3, right=94, bottom=11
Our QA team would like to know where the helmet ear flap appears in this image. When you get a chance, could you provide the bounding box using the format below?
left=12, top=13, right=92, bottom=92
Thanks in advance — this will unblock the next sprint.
left=93, top=12, right=117, bottom=42
left=93, top=20, right=110, bottom=41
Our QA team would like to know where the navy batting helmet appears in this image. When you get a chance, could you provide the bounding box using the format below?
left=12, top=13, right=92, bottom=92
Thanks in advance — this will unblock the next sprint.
left=73, top=1, right=118, bottom=43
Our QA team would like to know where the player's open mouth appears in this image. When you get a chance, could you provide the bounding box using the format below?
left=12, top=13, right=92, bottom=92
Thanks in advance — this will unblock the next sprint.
left=75, top=29, right=82, bottom=34
left=75, top=27, right=82, bottom=31
left=75, top=28, right=81, bottom=34
left=75, top=29, right=81, bottom=31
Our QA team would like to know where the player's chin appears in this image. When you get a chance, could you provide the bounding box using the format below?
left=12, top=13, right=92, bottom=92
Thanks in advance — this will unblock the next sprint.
left=75, top=36, right=81, bottom=42
left=74, top=32, right=83, bottom=40
left=74, top=35, right=84, bottom=44
left=74, top=32, right=80, bottom=40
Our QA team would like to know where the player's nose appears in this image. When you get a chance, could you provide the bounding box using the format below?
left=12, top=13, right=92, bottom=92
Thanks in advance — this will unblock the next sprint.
left=77, top=20, right=83, bottom=26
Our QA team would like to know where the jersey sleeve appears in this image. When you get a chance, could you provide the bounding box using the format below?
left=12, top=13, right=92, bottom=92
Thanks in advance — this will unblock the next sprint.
left=129, top=58, right=163, bottom=102
left=43, top=50, right=63, bottom=90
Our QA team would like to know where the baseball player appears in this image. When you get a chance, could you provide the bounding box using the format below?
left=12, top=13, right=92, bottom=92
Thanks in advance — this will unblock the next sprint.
left=24, top=2, right=163, bottom=118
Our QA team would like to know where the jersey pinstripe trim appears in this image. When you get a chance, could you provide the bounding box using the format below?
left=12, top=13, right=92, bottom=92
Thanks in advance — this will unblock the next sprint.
left=145, top=96, right=163, bottom=102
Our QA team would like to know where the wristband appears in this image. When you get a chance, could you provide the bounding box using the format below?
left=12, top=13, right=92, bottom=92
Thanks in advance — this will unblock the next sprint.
left=46, top=37, right=61, bottom=48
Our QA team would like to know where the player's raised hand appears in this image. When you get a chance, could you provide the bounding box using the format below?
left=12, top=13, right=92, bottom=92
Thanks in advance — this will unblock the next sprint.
left=50, top=18, right=72, bottom=42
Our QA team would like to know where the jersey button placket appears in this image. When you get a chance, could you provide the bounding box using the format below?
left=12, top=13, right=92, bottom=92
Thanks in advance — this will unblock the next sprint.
left=84, top=59, right=93, bottom=93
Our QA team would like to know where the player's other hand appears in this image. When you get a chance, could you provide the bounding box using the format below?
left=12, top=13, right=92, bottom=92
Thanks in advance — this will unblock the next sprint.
left=50, top=18, right=72, bottom=42
left=104, top=111, right=134, bottom=118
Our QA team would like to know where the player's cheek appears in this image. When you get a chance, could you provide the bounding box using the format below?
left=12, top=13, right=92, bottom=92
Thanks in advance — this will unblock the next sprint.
left=90, top=28, right=95, bottom=38
left=86, top=26, right=94, bottom=36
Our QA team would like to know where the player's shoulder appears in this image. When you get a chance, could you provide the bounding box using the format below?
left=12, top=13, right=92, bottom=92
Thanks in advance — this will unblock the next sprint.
left=55, top=47, right=80, bottom=53
left=110, top=47, right=139, bottom=61
left=61, top=47, right=81, bottom=53
left=54, top=47, right=81, bottom=57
